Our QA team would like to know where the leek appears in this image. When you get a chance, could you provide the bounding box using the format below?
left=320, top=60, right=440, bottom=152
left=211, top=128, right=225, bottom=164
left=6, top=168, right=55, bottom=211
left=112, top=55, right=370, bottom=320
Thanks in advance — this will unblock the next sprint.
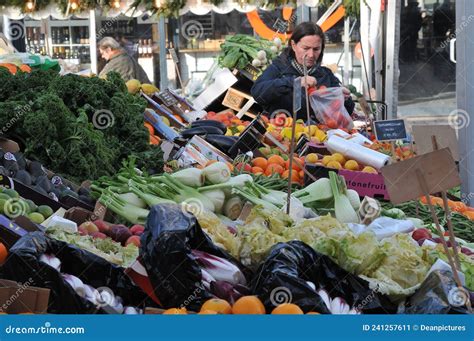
left=329, top=172, right=360, bottom=224
left=232, top=188, right=279, bottom=211
left=157, top=174, right=215, bottom=212
left=202, top=162, right=231, bottom=185
left=346, top=189, right=361, bottom=210
left=202, top=189, right=226, bottom=213
left=223, top=196, right=243, bottom=220
left=117, top=192, right=146, bottom=209
left=198, top=174, right=253, bottom=194
left=98, top=189, right=150, bottom=225
left=129, top=182, right=175, bottom=207
left=170, top=168, right=205, bottom=188
left=293, top=178, right=333, bottom=204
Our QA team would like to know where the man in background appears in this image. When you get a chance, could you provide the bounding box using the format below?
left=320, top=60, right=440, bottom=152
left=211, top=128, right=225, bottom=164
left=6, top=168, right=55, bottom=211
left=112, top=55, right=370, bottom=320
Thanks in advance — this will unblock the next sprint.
left=98, top=36, right=150, bottom=83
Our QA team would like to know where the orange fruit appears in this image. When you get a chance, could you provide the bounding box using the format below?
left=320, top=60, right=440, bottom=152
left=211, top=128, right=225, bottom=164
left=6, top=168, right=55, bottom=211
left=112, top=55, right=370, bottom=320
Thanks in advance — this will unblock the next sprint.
left=200, top=298, right=232, bottom=314
left=271, top=303, right=304, bottom=315
left=198, top=309, right=218, bottom=315
left=144, top=122, right=154, bottom=135
left=332, top=153, right=346, bottom=164
left=344, top=160, right=359, bottom=171
left=284, top=158, right=303, bottom=171
left=265, top=164, right=284, bottom=176
left=267, top=155, right=285, bottom=168
left=162, top=307, right=188, bottom=315
left=305, top=153, right=318, bottom=164
left=326, top=161, right=342, bottom=170
left=232, top=296, right=266, bottom=315
left=306, top=312, right=320, bottom=315
left=281, top=170, right=299, bottom=182
left=251, top=166, right=264, bottom=175
left=252, top=157, right=268, bottom=170
left=299, top=170, right=305, bottom=179
left=0, top=243, right=8, bottom=264
left=150, top=135, right=161, bottom=145
left=362, top=166, right=378, bottom=174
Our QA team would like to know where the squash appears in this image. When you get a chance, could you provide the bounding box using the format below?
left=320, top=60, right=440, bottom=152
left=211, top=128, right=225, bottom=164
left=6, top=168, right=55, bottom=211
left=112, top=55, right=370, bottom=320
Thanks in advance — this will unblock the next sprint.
left=0, top=63, right=17, bottom=74
left=19, top=64, right=31, bottom=73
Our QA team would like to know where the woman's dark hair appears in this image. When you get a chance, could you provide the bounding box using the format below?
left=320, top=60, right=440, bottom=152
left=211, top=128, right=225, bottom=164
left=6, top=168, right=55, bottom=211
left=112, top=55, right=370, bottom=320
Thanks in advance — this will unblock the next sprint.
left=285, top=22, right=325, bottom=65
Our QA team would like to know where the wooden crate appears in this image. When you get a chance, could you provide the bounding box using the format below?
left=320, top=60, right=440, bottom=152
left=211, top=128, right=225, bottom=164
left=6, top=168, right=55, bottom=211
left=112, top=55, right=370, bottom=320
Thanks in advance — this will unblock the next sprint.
left=222, top=88, right=251, bottom=111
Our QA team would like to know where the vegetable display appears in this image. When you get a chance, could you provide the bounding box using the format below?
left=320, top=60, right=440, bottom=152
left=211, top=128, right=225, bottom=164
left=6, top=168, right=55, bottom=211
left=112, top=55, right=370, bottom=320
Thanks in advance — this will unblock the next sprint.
left=218, top=35, right=280, bottom=71
left=0, top=69, right=162, bottom=182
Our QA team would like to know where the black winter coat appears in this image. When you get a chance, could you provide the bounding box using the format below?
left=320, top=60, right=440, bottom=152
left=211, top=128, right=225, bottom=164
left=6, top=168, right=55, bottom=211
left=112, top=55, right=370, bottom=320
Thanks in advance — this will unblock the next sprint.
left=251, top=53, right=355, bottom=121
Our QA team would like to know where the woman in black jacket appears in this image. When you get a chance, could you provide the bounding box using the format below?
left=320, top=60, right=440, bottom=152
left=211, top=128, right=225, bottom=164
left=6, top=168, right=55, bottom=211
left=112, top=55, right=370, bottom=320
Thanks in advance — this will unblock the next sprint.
left=251, top=22, right=355, bottom=121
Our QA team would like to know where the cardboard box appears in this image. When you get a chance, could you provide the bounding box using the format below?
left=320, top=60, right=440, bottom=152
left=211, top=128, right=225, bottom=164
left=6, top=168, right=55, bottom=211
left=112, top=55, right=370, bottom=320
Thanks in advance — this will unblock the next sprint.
left=0, top=279, right=50, bottom=314
left=179, top=136, right=233, bottom=167
left=305, top=164, right=389, bottom=200
left=0, top=214, right=44, bottom=249
left=222, top=88, right=251, bottom=111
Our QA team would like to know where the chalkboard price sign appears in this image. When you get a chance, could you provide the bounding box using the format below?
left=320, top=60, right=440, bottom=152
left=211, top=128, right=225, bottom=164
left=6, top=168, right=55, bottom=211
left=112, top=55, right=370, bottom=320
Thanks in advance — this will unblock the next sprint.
left=374, top=119, right=407, bottom=141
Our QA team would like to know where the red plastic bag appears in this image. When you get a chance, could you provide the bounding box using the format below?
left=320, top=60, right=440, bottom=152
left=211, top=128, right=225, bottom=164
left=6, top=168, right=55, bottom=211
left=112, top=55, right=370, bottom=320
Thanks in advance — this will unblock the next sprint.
left=309, top=87, right=354, bottom=130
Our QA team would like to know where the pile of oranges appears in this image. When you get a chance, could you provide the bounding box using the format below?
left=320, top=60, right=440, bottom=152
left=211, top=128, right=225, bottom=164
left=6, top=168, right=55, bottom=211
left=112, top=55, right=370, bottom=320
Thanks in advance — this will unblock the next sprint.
left=161, top=296, right=320, bottom=315
left=249, top=155, right=306, bottom=185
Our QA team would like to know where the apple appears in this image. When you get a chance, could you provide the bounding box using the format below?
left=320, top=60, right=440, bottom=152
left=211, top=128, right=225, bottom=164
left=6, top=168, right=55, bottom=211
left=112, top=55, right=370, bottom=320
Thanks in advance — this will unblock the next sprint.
left=78, top=226, right=88, bottom=236
left=91, top=232, right=107, bottom=239
left=109, top=225, right=132, bottom=245
left=93, top=220, right=111, bottom=235
left=125, top=235, right=141, bottom=247
left=130, top=224, right=145, bottom=236
left=79, top=221, right=99, bottom=235
left=411, top=228, right=432, bottom=242
left=235, top=163, right=252, bottom=173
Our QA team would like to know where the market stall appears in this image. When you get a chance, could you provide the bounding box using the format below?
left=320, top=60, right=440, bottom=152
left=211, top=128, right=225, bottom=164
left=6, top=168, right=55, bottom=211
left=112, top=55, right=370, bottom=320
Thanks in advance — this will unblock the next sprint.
left=0, top=1, right=471, bottom=317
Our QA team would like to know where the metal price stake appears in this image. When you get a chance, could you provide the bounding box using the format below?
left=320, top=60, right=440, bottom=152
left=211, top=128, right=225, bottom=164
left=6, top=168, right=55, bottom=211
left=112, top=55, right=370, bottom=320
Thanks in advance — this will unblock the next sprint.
left=168, top=47, right=184, bottom=91
left=302, top=55, right=312, bottom=126
left=431, top=136, right=461, bottom=270
left=286, top=77, right=303, bottom=214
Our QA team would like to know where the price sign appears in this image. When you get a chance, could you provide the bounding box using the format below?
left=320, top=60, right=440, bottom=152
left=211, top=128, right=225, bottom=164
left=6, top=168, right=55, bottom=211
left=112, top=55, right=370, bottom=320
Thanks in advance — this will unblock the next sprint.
left=241, top=64, right=260, bottom=82
left=273, top=18, right=288, bottom=33
left=157, top=90, right=178, bottom=107
left=374, top=119, right=407, bottom=141
left=168, top=48, right=179, bottom=64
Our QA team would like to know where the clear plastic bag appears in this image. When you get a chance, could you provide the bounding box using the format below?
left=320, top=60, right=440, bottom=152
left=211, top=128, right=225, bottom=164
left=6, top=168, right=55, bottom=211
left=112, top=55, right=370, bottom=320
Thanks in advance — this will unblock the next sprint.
left=309, top=87, right=354, bottom=130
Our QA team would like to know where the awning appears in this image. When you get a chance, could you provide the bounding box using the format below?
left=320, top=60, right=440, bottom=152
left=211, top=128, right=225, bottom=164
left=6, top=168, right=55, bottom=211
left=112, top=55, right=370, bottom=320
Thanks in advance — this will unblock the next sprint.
left=1, top=0, right=319, bottom=19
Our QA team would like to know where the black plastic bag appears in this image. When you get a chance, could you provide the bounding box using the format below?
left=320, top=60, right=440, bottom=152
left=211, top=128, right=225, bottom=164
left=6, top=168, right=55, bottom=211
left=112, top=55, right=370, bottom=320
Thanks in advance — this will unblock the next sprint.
left=0, top=231, right=147, bottom=314
left=252, top=241, right=397, bottom=314
left=140, top=204, right=250, bottom=310
left=398, top=270, right=472, bottom=314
